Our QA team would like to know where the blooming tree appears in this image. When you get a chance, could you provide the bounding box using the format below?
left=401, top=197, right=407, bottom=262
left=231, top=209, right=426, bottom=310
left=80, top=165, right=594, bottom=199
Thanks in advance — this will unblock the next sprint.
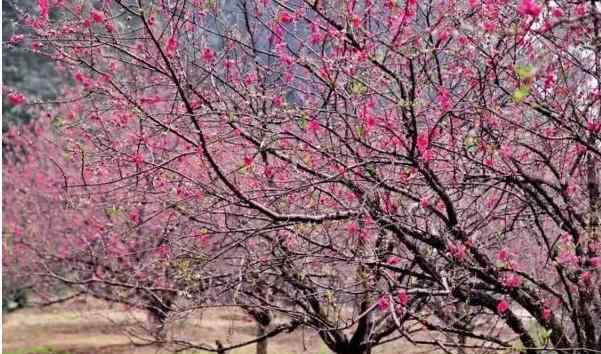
left=3, top=0, right=601, bottom=353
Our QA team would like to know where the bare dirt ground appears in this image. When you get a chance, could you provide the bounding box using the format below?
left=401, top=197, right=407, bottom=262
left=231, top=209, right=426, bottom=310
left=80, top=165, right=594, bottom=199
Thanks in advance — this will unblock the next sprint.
left=2, top=298, right=427, bottom=354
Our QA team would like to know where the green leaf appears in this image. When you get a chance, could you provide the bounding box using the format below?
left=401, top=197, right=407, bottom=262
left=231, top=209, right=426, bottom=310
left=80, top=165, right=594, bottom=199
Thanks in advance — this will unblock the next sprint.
left=52, top=116, right=65, bottom=129
left=512, top=85, right=530, bottom=103
left=346, top=79, right=367, bottom=96
left=105, top=206, right=120, bottom=219
left=514, top=64, right=535, bottom=80
left=540, top=328, right=552, bottom=340
left=463, top=130, right=480, bottom=152
left=364, top=163, right=377, bottom=178
left=356, top=125, right=365, bottom=137
left=297, top=114, right=307, bottom=130
left=512, top=341, right=526, bottom=354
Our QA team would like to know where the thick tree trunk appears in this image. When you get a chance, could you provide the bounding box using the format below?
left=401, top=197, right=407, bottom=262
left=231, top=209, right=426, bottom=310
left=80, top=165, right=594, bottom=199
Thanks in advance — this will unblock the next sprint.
left=337, top=349, right=371, bottom=354
left=334, top=344, right=371, bottom=354
left=256, top=322, right=269, bottom=354
left=216, top=340, right=226, bottom=354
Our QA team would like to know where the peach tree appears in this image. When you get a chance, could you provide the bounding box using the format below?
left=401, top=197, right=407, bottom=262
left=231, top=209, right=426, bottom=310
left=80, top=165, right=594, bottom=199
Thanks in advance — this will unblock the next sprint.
left=3, top=0, right=601, bottom=353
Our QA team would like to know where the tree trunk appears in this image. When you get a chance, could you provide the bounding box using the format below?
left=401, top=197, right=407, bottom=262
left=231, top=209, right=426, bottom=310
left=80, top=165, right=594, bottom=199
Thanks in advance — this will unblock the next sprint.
left=216, top=340, right=226, bottom=354
left=335, top=345, right=371, bottom=354
left=256, top=322, right=269, bottom=354
left=338, top=349, right=371, bottom=354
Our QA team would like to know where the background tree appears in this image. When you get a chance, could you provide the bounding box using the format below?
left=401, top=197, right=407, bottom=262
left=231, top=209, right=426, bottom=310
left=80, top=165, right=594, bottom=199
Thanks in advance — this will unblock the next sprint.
left=2, top=0, right=64, bottom=129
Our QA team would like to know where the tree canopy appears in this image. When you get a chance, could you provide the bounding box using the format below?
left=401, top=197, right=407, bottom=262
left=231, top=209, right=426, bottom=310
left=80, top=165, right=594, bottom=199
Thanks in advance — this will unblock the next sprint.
left=3, top=0, right=601, bottom=353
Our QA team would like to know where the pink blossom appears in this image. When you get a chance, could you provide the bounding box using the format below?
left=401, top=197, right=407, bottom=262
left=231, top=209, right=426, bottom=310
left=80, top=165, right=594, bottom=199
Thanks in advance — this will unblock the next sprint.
left=586, top=120, right=601, bottom=133
left=384, top=194, right=399, bottom=214
left=196, top=233, right=210, bottom=248
left=201, top=47, right=216, bottom=63
left=497, top=248, right=510, bottom=262
left=590, top=256, right=601, bottom=269
left=132, top=153, right=144, bottom=167
left=502, top=274, right=523, bottom=289
left=166, top=35, right=178, bottom=57
left=542, top=307, right=552, bottom=321
left=270, top=24, right=284, bottom=45
left=243, top=155, right=253, bottom=167
left=347, top=222, right=360, bottom=236
left=387, top=256, right=400, bottom=265
left=497, top=298, right=509, bottom=314
left=544, top=127, right=556, bottom=138
left=157, top=244, right=170, bottom=259
left=544, top=72, right=556, bottom=89
left=551, top=8, right=564, bottom=17
left=274, top=42, right=292, bottom=65
left=39, top=0, right=49, bottom=18
left=308, top=119, right=320, bottom=134
left=557, top=251, right=579, bottom=267
left=264, top=166, right=277, bottom=180
left=435, top=200, right=445, bottom=212
left=91, top=9, right=105, bottom=23
left=8, top=34, right=24, bottom=45
left=437, top=30, right=450, bottom=43
left=541, top=22, right=554, bottom=33
left=518, top=0, right=542, bottom=17
left=365, top=114, right=376, bottom=129
left=32, top=42, right=44, bottom=51
left=449, top=242, right=467, bottom=262
left=74, top=71, right=92, bottom=87
left=398, top=291, right=409, bottom=306
left=242, top=74, right=256, bottom=86
left=421, top=149, right=434, bottom=161
left=437, top=89, right=450, bottom=111
left=580, top=271, right=592, bottom=287
left=416, top=131, right=429, bottom=153
left=500, top=145, right=513, bottom=159
left=310, top=32, right=324, bottom=45
left=378, top=296, right=390, bottom=311
left=482, top=22, right=496, bottom=32
left=129, top=210, right=140, bottom=224
left=272, top=95, right=284, bottom=108
left=140, top=95, right=161, bottom=105
left=104, top=22, right=115, bottom=33
left=7, top=93, right=26, bottom=106
left=279, top=11, right=294, bottom=24
left=419, top=196, right=430, bottom=209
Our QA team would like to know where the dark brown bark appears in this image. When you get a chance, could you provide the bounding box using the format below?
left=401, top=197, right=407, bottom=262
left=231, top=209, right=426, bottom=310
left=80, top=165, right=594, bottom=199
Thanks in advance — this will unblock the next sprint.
left=216, top=340, right=226, bottom=354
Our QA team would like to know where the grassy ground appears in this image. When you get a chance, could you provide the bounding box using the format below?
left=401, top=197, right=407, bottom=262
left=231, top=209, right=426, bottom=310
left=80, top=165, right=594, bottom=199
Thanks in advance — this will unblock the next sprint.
left=5, top=296, right=484, bottom=354
left=3, top=298, right=424, bottom=354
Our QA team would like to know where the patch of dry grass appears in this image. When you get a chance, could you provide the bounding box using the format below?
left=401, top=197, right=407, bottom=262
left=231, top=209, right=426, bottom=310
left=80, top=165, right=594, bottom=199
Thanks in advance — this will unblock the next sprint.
left=3, top=298, right=452, bottom=354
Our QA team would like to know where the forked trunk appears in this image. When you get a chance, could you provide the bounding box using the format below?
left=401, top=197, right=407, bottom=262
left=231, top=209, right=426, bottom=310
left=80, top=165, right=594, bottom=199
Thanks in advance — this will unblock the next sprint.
left=335, top=345, right=372, bottom=354
left=216, top=340, right=226, bottom=354
left=338, top=349, right=371, bottom=354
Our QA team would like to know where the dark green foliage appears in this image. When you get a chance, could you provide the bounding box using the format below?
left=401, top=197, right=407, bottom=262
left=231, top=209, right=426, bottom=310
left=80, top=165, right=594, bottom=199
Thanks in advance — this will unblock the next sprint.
left=2, top=278, right=28, bottom=313
left=2, top=0, right=62, bottom=130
